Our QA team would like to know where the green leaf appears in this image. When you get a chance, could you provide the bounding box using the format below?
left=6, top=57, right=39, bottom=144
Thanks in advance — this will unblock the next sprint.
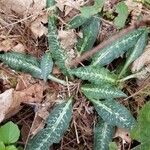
left=0, top=141, right=5, bottom=150
left=80, top=0, right=104, bottom=18
left=26, top=98, right=72, bottom=150
left=77, top=15, right=101, bottom=54
left=40, top=52, right=53, bottom=81
left=0, top=52, right=42, bottom=78
left=8, top=52, right=40, bottom=67
left=91, top=28, right=146, bottom=66
left=131, top=101, right=150, bottom=148
left=80, top=6, right=99, bottom=18
left=0, top=121, right=20, bottom=144
left=90, top=99, right=136, bottom=129
left=70, top=66, right=117, bottom=85
left=5, top=145, right=18, bottom=150
left=109, top=142, right=118, bottom=150
left=94, top=119, right=115, bottom=150
left=68, top=15, right=88, bottom=29
left=119, top=29, right=148, bottom=78
left=114, top=2, right=129, bottom=29
left=81, top=84, right=127, bottom=100
left=47, top=0, right=70, bottom=75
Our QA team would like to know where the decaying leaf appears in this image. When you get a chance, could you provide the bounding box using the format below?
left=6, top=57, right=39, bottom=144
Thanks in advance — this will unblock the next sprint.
left=114, top=128, right=131, bottom=144
left=30, top=14, right=48, bottom=38
left=0, top=89, right=14, bottom=123
left=58, top=29, right=77, bottom=51
left=0, top=83, right=44, bottom=123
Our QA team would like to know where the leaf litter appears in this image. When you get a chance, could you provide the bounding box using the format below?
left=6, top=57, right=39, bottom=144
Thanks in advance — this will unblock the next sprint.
left=0, top=0, right=150, bottom=149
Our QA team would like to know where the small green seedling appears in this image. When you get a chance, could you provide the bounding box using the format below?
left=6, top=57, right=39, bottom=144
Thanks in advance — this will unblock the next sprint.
left=0, top=121, right=20, bottom=150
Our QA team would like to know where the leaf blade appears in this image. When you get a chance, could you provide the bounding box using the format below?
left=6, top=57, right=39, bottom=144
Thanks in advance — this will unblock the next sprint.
left=25, top=98, right=72, bottom=150
left=91, top=28, right=146, bottom=66
left=0, top=121, right=20, bottom=144
left=70, top=66, right=117, bottom=85
left=81, top=84, right=127, bottom=100
left=91, top=99, right=136, bottom=129
left=77, top=15, right=101, bottom=54
left=94, top=119, right=115, bottom=150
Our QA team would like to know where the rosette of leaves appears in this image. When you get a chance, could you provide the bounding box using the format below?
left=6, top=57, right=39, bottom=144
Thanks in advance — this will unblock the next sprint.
left=26, top=98, right=72, bottom=150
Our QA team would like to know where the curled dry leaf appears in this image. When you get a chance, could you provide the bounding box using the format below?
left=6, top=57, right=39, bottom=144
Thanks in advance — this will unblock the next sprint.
left=114, top=128, right=131, bottom=144
left=0, top=89, right=14, bottom=123
left=30, top=14, right=48, bottom=38
left=0, top=83, right=44, bottom=123
left=0, top=38, right=25, bottom=52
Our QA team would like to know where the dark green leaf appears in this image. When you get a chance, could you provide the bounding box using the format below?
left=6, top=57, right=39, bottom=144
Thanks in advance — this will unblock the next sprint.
left=81, top=84, right=127, bottom=100
left=47, top=0, right=70, bottom=75
left=26, top=98, right=72, bottom=150
left=114, top=2, right=129, bottom=29
left=119, top=29, right=148, bottom=78
left=70, top=66, right=117, bottom=85
left=94, top=119, right=115, bottom=150
left=77, top=15, right=101, bottom=54
left=91, top=28, right=146, bottom=66
left=0, top=121, right=20, bottom=144
left=40, top=52, right=53, bottom=81
left=91, top=99, right=136, bottom=129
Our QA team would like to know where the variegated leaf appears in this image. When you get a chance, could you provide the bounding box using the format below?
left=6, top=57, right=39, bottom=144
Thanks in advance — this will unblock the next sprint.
left=0, top=52, right=42, bottom=78
left=25, top=98, right=72, bottom=150
left=47, top=0, right=70, bottom=75
left=118, top=29, right=148, bottom=78
left=91, top=28, right=146, bottom=66
left=70, top=66, right=117, bottom=85
left=77, top=15, right=101, bottom=54
left=40, top=52, right=53, bottom=81
left=90, top=99, right=136, bottom=129
left=81, top=84, right=127, bottom=100
left=0, top=52, right=67, bottom=85
left=94, top=119, right=115, bottom=150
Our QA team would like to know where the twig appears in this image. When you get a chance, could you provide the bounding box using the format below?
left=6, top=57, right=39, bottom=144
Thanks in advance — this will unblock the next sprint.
left=69, top=18, right=150, bottom=68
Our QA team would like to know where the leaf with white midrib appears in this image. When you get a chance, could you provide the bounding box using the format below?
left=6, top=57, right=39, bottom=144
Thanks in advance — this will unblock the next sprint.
left=25, top=98, right=72, bottom=150
left=90, top=99, right=136, bottom=129
left=94, top=119, right=115, bottom=150
left=91, top=28, right=146, bottom=66
left=81, top=84, right=127, bottom=100
left=70, top=66, right=117, bottom=85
